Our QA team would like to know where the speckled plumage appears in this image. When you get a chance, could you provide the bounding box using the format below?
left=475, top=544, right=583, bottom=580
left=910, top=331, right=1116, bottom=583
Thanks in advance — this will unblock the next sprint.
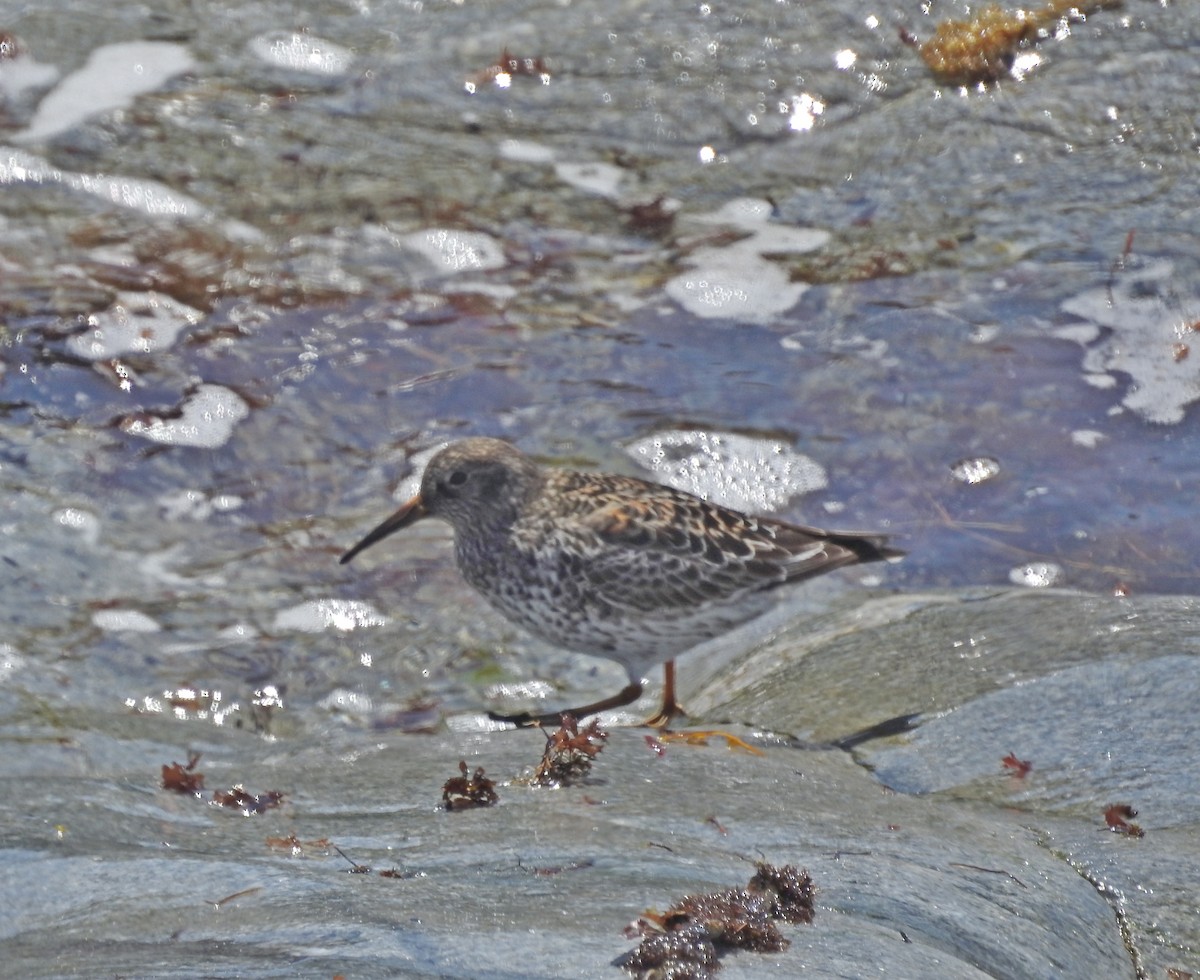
left=341, top=437, right=901, bottom=726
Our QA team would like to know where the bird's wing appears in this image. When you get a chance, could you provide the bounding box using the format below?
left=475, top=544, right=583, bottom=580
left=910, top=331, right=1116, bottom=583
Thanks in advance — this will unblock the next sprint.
left=518, top=473, right=883, bottom=615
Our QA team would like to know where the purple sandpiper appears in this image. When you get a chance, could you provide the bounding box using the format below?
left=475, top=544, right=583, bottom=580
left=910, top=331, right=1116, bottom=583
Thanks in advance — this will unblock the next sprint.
left=341, top=437, right=902, bottom=727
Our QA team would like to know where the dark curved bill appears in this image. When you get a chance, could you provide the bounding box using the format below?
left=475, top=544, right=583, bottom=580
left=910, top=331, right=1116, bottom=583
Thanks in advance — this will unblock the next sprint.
left=339, top=495, right=427, bottom=564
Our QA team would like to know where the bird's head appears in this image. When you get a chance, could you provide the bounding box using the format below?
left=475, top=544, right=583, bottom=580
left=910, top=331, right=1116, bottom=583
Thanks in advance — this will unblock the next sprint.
left=340, top=437, right=541, bottom=563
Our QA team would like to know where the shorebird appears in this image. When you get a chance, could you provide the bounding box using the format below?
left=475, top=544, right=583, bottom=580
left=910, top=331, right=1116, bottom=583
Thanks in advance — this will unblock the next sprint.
left=341, top=437, right=901, bottom=727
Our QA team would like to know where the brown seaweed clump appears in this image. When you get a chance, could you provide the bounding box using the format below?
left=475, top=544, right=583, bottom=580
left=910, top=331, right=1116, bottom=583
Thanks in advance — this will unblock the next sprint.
left=1104, top=803, right=1145, bottom=838
left=161, top=753, right=285, bottom=814
left=620, top=922, right=718, bottom=979
left=442, top=760, right=499, bottom=810
left=161, top=752, right=205, bottom=795
left=912, top=0, right=1122, bottom=86
left=532, top=713, right=609, bottom=787
left=212, top=786, right=285, bottom=815
left=0, top=32, right=25, bottom=59
left=465, top=48, right=551, bottom=92
left=617, top=863, right=815, bottom=978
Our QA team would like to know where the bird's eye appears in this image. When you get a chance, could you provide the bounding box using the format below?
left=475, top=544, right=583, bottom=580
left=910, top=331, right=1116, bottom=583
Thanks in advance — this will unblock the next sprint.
left=447, top=469, right=469, bottom=487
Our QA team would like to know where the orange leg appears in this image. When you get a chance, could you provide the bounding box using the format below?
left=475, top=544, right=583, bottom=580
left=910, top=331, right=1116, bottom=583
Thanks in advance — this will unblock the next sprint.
left=642, top=660, right=687, bottom=729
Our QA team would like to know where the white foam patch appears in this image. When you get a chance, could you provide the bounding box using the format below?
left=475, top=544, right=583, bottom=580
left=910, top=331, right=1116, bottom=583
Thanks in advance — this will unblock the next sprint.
left=122, top=384, right=250, bottom=448
left=1070, top=430, right=1106, bottom=448
left=499, top=139, right=556, bottom=164
left=247, top=32, right=353, bottom=76
left=399, top=228, right=507, bottom=276
left=14, top=41, right=195, bottom=144
left=92, top=608, right=162, bottom=633
left=0, top=645, right=24, bottom=681
left=626, top=429, right=827, bottom=513
left=273, top=598, right=390, bottom=633
left=665, top=197, right=829, bottom=323
left=66, top=291, right=202, bottom=360
left=1061, top=258, right=1200, bottom=425
left=1083, top=372, right=1117, bottom=390
left=0, top=148, right=263, bottom=238
left=1009, top=562, right=1063, bottom=588
left=319, top=688, right=374, bottom=718
left=554, top=161, right=624, bottom=199
left=216, top=622, right=258, bottom=642
left=0, top=47, right=59, bottom=100
left=158, top=488, right=244, bottom=522
left=54, top=507, right=101, bottom=546
left=950, top=456, right=1001, bottom=485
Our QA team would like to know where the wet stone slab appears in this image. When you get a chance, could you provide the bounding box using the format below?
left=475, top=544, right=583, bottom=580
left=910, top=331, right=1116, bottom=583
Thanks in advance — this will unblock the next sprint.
left=706, top=589, right=1200, bottom=979
left=0, top=705, right=1138, bottom=979
left=2, top=0, right=1199, bottom=976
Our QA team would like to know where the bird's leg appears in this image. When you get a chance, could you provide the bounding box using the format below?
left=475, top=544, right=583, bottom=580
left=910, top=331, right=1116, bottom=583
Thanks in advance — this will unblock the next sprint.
left=648, top=661, right=763, bottom=752
left=488, top=681, right=645, bottom=728
left=642, top=660, right=688, bottom=729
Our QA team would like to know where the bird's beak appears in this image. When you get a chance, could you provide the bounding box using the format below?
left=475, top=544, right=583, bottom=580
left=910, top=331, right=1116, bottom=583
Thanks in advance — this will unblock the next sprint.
left=339, top=494, right=428, bottom=564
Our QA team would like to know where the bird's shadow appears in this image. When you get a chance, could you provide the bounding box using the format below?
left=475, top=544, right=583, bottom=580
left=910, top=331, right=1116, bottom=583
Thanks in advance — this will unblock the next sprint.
left=741, top=711, right=922, bottom=753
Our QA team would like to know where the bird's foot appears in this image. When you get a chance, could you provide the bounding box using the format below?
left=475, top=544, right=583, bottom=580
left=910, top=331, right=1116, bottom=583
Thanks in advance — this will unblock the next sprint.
left=641, top=696, right=688, bottom=730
